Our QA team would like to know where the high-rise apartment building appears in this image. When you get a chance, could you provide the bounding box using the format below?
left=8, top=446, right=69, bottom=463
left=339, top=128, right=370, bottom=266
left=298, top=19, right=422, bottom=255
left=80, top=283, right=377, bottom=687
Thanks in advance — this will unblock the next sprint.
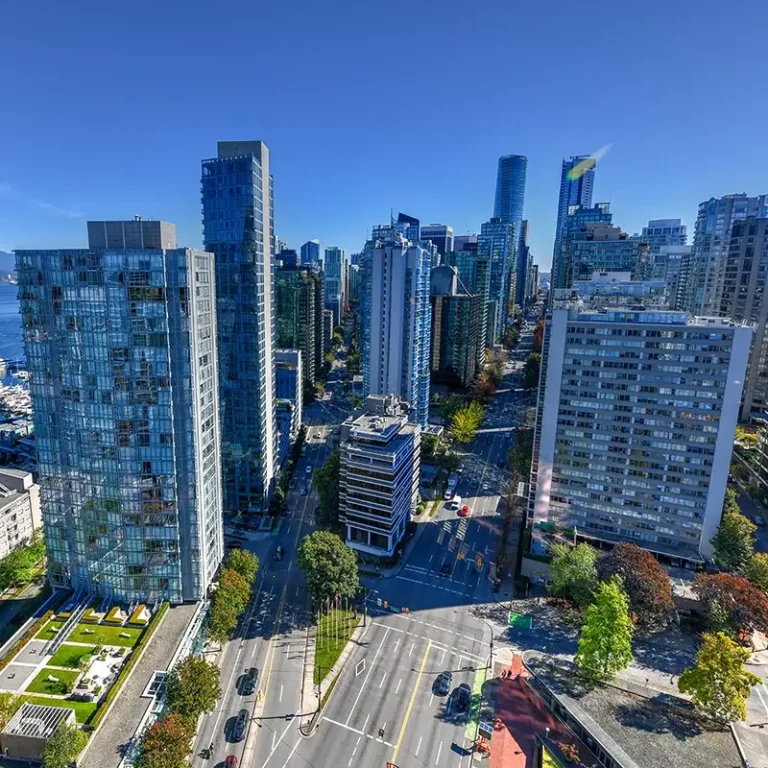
left=683, top=194, right=768, bottom=315
left=552, top=203, right=613, bottom=290
left=274, top=259, right=323, bottom=387
left=493, top=154, right=527, bottom=224
left=361, top=232, right=431, bottom=426
left=339, top=394, right=420, bottom=557
left=641, top=219, right=687, bottom=248
left=87, top=217, right=177, bottom=250
left=17, top=225, right=224, bottom=602
left=324, top=246, right=345, bottom=327
left=301, top=239, right=321, bottom=266
left=420, top=224, right=454, bottom=259
left=430, top=266, right=482, bottom=387
left=528, top=284, right=751, bottom=565
left=396, top=212, right=420, bottom=243
left=479, top=217, right=516, bottom=338
left=516, top=219, right=532, bottom=307
left=648, top=245, right=690, bottom=311
left=347, top=263, right=360, bottom=304
left=719, top=217, right=768, bottom=419
left=553, top=156, right=596, bottom=267
left=275, top=350, right=303, bottom=469
left=202, top=140, right=276, bottom=514
left=453, top=235, right=477, bottom=252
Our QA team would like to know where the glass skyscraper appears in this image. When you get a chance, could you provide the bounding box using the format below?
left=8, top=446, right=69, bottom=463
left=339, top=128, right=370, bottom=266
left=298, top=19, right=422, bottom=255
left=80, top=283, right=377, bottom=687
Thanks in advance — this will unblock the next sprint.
left=493, top=154, right=527, bottom=224
left=301, top=239, right=320, bottom=266
left=553, top=156, right=596, bottom=267
left=202, top=141, right=277, bottom=514
left=16, top=222, right=223, bottom=603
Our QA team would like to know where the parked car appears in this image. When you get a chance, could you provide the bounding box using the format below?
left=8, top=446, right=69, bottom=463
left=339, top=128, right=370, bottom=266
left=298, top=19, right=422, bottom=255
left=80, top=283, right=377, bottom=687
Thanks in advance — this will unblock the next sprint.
left=435, top=671, right=452, bottom=696
left=458, top=505, right=470, bottom=517
left=232, top=709, right=248, bottom=741
left=242, top=667, right=258, bottom=695
left=455, top=682, right=472, bottom=712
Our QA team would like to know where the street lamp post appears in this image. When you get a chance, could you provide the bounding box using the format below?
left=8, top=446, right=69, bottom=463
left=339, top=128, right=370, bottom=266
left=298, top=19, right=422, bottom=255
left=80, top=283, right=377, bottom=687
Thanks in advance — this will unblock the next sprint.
left=472, top=618, right=495, bottom=752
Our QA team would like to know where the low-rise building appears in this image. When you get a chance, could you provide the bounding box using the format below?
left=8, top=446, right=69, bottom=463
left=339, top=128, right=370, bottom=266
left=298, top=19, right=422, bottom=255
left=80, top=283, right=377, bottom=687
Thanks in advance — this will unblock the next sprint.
left=339, top=394, right=420, bottom=557
left=0, top=468, right=41, bottom=559
left=0, top=703, right=76, bottom=763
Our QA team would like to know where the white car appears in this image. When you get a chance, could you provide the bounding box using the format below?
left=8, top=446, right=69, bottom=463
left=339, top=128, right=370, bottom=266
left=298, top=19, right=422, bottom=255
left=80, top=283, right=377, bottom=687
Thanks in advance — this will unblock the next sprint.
left=306, top=466, right=312, bottom=474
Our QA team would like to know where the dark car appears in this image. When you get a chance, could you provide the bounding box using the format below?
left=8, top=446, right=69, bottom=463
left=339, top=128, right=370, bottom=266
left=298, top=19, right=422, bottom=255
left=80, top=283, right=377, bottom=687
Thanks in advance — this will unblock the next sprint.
left=232, top=709, right=248, bottom=741
left=435, top=671, right=452, bottom=696
left=440, top=561, right=452, bottom=578
left=273, top=545, right=284, bottom=561
left=242, top=667, right=258, bottom=695
left=455, top=682, right=472, bottom=712
left=225, top=757, right=238, bottom=768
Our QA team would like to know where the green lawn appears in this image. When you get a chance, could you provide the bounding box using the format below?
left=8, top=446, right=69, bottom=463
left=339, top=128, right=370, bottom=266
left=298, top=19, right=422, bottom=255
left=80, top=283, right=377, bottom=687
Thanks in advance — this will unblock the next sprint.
left=69, top=623, right=142, bottom=648
left=36, top=620, right=64, bottom=641
left=48, top=643, right=95, bottom=669
left=21, top=695, right=98, bottom=724
left=26, top=667, right=80, bottom=696
left=314, top=608, right=357, bottom=685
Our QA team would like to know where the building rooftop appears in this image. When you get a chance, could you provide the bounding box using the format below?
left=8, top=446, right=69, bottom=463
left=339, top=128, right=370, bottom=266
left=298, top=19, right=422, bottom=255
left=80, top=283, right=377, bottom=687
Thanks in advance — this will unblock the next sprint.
left=2, top=703, right=74, bottom=739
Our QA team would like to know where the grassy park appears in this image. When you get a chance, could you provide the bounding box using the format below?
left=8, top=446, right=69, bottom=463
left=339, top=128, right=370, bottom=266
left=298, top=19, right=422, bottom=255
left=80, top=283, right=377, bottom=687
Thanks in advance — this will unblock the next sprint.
left=314, top=608, right=358, bottom=685
left=26, top=667, right=80, bottom=696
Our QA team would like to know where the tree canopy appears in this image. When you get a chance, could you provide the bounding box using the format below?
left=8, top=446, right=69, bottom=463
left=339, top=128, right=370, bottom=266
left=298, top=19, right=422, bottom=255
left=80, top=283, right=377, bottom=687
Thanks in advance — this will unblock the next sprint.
left=712, top=491, right=756, bottom=572
left=165, top=654, right=221, bottom=724
left=596, top=544, right=674, bottom=627
left=678, top=632, right=760, bottom=723
left=314, top=449, right=341, bottom=529
left=693, top=573, right=768, bottom=636
left=548, top=542, right=598, bottom=609
left=745, top=552, right=768, bottom=593
left=208, top=566, right=253, bottom=644
left=575, top=578, right=634, bottom=682
left=523, top=353, right=541, bottom=390
left=225, top=549, right=259, bottom=584
left=0, top=530, right=46, bottom=591
left=450, top=400, right=485, bottom=443
left=136, top=713, right=193, bottom=768
left=41, top=722, right=88, bottom=768
left=297, top=530, right=359, bottom=604
left=0, top=693, right=21, bottom=732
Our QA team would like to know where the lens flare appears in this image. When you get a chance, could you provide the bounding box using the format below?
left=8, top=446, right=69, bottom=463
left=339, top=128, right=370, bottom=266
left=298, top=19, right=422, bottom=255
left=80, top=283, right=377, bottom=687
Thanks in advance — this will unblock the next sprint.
left=567, top=144, right=612, bottom=181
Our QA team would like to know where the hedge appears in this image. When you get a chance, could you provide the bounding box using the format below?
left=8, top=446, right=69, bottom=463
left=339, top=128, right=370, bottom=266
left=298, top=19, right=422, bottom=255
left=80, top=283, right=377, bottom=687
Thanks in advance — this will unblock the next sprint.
left=0, top=590, right=69, bottom=675
left=88, top=601, right=169, bottom=730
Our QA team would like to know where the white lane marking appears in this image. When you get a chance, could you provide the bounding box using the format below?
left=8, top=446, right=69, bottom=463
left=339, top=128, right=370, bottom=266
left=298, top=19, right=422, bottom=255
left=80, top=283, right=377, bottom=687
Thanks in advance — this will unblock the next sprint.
left=393, top=637, right=401, bottom=652
left=280, top=738, right=300, bottom=768
left=395, top=678, right=402, bottom=695
left=408, top=642, right=415, bottom=657
left=348, top=735, right=362, bottom=766
left=756, top=683, right=768, bottom=716
left=272, top=731, right=277, bottom=752
left=259, top=715, right=297, bottom=768
left=286, top=644, right=290, bottom=658
left=429, top=554, right=434, bottom=563
left=345, top=627, right=390, bottom=725
left=440, top=648, right=446, bottom=665
left=416, top=735, right=422, bottom=756
left=279, top=683, right=283, bottom=702
left=379, top=672, right=387, bottom=689
left=429, top=692, right=434, bottom=707
left=362, top=713, right=370, bottom=734
left=436, top=740, right=443, bottom=764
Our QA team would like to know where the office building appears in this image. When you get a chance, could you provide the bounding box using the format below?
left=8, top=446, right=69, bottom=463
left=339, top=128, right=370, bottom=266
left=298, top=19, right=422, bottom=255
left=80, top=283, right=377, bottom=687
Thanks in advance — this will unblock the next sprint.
left=347, top=263, right=360, bottom=304
left=324, top=246, right=345, bottom=327
left=683, top=194, right=768, bottom=315
left=0, top=469, right=41, bottom=560
left=453, top=234, right=477, bottom=252
left=641, top=219, right=687, bottom=248
left=719, top=217, right=768, bottom=419
left=339, top=394, right=420, bottom=557
left=648, top=245, right=690, bottom=310
left=553, top=156, right=596, bottom=267
left=516, top=219, right=532, bottom=307
left=479, top=217, right=516, bottom=337
left=301, top=239, right=321, bottom=266
left=552, top=203, right=613, bottom=290
left=396, top=212, right=420, bottom=243
left=322, top=309, right=333, bottom=355
left=528, top=284, right=751, bottom=565
left=17, top=226, right=223, bottom=602
left=526, top=263, right=540, bottom=304
left=362, top=232, right=431, bottom=426
left=275, top=260, right=322, bottom=386
left=493, top=154, right=527, bottom=224
left=275, top=350, right=303, bottom=468
left=420, top=224, right=454, bottom=259
left=444, top=247, right=490, bottom=369
left=277, top=248, right=298, bottom=268
left=430, top=266, right=482, bottom=387
left=202, top=140, right=277, bottom=514
left=86, top=217, right=176, bottom=250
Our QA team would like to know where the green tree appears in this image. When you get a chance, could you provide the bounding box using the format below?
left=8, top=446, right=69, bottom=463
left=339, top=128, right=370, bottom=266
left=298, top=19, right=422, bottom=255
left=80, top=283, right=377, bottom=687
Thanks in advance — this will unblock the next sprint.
left=298, top=530, right=359, bottom=604
left=269, top=486, right=286, bottom=517
left=678, top=632, right=761, bottom=723
left=548, top=542, right=598, bottom=609
left=450, top=401, right=485, bottom=443
left=136, top=713, right=193, bottom=768
left=745, top=552, right=768, bottom=592
left=208, top=567, right=252, bottom=644
left=523, top=353, right=541, bottom=391
left=41, top=722, right=88, bottom=768
left=225, top=549, right=259, bottom=584
left=575, top=578, right=634, bottom=682
left=208, top=597, right=239, bottom=645
left=165, top=654, right=221, bottom=723
left=219, top=568, right=251, bottom=614
left=712, top=497, right=756, bottom=572
left=0, top=530, right=46, bottom=590
left=421, top=433, right=439, bottom=459
left=314, top=449, right=341, bottom=529
left=0, top=693, right=21, bottom=731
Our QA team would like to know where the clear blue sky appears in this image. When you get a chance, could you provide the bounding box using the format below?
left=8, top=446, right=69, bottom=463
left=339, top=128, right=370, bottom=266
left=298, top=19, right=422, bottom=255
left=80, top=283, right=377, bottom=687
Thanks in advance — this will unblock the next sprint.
left=2, top=0, right=767, bottom=269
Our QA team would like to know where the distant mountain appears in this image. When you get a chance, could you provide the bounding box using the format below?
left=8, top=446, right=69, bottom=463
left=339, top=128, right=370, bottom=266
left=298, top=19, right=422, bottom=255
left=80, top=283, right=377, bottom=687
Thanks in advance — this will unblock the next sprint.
left=0, top=252, right=15, bottom=273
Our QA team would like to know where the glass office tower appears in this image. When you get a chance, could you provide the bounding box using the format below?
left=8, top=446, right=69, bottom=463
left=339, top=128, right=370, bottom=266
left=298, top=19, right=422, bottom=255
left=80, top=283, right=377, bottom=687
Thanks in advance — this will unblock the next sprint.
left=202, top=141, right=277, bottom=514
left=553, top=155, right=596, bottom=268
left=493, top=154, right=528, bottom=224
left=16, top=232, right=223, bottom=602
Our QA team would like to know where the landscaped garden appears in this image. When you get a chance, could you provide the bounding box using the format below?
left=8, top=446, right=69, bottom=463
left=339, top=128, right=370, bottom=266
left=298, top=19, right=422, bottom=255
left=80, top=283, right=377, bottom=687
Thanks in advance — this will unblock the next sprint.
left=36, top=620, right=64, bottom=641
left=26, top=667, right=80, bottom=695
left=67, top=623, right=142, bottom=648
left=48, top=643, right=94, bottom=669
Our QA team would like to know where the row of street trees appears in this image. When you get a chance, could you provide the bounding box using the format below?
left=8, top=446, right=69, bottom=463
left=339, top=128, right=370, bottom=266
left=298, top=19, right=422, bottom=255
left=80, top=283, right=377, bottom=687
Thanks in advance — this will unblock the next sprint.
left=208, top=549, right=260, bottom=644
left=450, top=400, right=485, bottom=443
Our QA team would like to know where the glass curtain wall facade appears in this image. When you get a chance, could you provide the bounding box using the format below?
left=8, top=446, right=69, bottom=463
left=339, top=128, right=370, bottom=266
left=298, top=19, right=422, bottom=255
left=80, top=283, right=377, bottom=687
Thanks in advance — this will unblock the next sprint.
left=553, top=156, right=596, bottom=267
left=202, top=141, right=276, bottom=514
left=16, top=246, right=223, bottom=603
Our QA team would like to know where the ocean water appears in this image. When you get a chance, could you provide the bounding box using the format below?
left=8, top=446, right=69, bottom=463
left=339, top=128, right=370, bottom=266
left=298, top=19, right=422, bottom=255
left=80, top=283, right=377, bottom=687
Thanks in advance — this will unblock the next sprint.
left=0, top=283, right=24, bottom=362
